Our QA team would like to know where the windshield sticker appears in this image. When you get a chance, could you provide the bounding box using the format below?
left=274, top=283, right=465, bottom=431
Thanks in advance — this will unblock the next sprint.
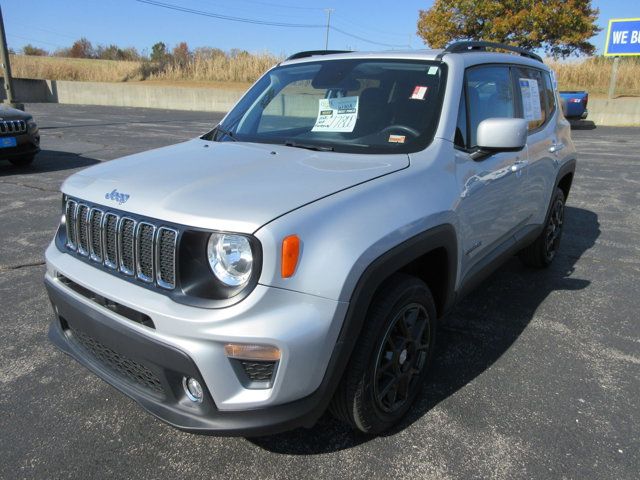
left=427, top=66, right=439, bottom=75
left=410, top=86, right=429, bottom=100
left=388, top=134, right=406, bottom=144
left=519, top=78, right=543, bottom=121
left=311, top=96, right=359, bottom=133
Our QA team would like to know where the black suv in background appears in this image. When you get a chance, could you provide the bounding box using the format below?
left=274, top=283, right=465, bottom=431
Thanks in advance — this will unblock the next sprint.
left=0, top=105, right=40, bottom=167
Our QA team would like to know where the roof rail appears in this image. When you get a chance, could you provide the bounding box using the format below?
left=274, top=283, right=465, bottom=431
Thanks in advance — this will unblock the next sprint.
left=286, top=50, right=352, bottom=61
left=437, top=41, right=543, bottom=63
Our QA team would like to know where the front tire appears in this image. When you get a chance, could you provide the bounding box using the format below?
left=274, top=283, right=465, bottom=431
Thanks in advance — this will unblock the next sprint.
left=519, top=187, right=566, bottom=268
left=330, top=274, right=437, bottom=434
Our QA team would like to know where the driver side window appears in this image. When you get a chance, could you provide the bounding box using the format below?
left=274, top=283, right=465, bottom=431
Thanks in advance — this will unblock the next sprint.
left=465, top=65, right=516, bottom=148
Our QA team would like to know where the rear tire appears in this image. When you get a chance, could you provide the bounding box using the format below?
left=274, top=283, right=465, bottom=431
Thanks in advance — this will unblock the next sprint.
left=9, top=155, right=35, bottom=167
left=330, top=274, right=437, bottom=434
left=519, top=187, right=565, bottom=268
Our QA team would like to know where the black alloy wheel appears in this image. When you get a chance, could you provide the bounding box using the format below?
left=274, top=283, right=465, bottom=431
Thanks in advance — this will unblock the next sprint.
left=373, top=303, right=430, bottom=414
left=544, top=196, right=565, bottom=262
left=330, top=274, right=437, bottom=434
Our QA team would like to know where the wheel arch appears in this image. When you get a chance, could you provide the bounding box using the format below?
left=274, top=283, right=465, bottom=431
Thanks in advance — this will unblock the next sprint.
left=302, top=224, right=458, bottom=425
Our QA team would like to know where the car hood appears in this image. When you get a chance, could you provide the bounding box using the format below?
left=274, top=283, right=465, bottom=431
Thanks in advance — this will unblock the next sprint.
left=62, top=139, right=409, bottom=233
left=0, top=105, right=31, bottom=120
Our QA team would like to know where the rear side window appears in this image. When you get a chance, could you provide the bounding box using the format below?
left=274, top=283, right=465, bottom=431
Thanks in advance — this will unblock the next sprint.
left=515, top=67, right=547, bottom=130
left=543, top=71, right=556, bottom=117
left=465, top=65, right=516, bottom=148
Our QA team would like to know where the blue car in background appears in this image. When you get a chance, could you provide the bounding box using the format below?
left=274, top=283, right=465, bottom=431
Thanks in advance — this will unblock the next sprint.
left=560, top=91, right=589, bottom=119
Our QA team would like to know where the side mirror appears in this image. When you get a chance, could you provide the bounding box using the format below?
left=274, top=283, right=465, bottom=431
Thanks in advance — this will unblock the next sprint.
left=472, top=118, right=527, bottom=160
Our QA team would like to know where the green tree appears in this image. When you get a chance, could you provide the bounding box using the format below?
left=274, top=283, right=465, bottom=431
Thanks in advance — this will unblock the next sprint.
left=22, top=44, right=48, bottom=56
left=150, top=42, right=168, bottom=63
left=417, top=0, right=600, bottom=58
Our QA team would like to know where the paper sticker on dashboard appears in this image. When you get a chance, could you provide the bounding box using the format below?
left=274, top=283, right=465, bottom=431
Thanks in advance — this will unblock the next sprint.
left=311, top=96, right=359, bottom=132
left=388, top=134, right=406, bottom=143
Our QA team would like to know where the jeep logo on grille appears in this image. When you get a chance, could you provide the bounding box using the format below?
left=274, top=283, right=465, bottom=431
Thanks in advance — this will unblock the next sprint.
left=105, top=189, right=130, bottom=205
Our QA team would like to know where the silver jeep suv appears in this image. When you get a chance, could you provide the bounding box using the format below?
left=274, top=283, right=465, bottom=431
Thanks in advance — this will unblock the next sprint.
left=45, top=42, right=576, bottom=435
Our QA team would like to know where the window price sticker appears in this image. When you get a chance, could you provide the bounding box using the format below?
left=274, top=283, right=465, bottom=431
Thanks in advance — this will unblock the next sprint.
left=312, top=96, right=359, bottom=132
left=519, top=78, right=542, bottom=121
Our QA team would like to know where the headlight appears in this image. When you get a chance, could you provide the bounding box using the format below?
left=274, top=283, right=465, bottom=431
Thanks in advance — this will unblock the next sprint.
left=27, top=119, right=38, bottom=132
left=207, top=233, right=253, bottom=286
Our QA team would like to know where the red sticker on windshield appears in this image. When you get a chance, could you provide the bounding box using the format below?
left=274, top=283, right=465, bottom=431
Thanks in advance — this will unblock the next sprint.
left=410, top=86, right=428, bottom=100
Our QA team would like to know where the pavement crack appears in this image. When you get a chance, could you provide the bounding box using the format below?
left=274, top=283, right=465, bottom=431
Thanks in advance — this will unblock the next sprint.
left=0, top=180, right=59, bottom=193
left=0, top=261, right=46, bottom=273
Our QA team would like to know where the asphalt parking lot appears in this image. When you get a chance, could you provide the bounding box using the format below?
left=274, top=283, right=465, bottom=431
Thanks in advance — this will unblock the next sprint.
left=1, top=104, right=638, bottom=479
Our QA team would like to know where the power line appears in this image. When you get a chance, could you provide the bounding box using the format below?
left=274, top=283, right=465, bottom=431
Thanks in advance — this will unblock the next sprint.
left=137, top=0, right=411, bottom=49
left=9, top=23, right=77, bottom=40
left=224, top=0, right=325, bottom=11
left=6, top=33, right=64, bottom=49
left=330, top=26, right=410, bottom=48
left=331, top=16, right=409, bottom=41
left=135, top=0, right=324, bottom=28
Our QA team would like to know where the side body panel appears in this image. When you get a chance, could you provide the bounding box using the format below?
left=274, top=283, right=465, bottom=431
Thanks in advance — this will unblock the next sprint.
left=254, top=139, right=459, bottom=303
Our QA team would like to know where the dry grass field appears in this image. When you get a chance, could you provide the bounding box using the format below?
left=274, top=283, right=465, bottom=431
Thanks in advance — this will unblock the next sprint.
left=549, top=57, right=640, bottom=96
left=10, top=52, right=281, bottom=85
left=10, top=54, right=640, bottom=96
left=10, top=55, right=142, bottom=82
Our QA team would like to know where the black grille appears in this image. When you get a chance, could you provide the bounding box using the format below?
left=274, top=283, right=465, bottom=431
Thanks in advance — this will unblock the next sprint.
left=63, top=199, right=178, bottom=290
left=137, top=223, right=155, bottom=281
left=89, top=210, right=103, bottom=261
left=157, top=228, right=176, bottom=288
left=69, top=325, right=163, bottom=394
left=77, top=205, right=90, bottom=255
left=240, top=360, right=275, bottom=382
left=104, top=213, right=119, bottom=268
left=120, top=218, right=136, bottom=274
left=0, top=120, right=27, bottom=134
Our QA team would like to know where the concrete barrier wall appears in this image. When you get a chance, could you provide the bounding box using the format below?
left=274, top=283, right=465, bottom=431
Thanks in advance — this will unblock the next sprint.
left=2, top=77, right=245, bottom=112
left=587, top=98, right=640, bottom=126
left=4, top=77, right=640, bottom=124
left=0, top=78, right=51, bottom=102
left=46, top=80, right=245, bottom=112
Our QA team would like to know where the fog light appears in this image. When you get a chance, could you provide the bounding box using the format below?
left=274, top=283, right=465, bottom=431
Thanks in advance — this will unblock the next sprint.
left=182, top=377, right=204, bottom=403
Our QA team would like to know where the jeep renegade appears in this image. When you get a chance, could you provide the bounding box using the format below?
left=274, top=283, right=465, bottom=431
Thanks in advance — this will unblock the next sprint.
left=45, top=42, right=576, bottom=435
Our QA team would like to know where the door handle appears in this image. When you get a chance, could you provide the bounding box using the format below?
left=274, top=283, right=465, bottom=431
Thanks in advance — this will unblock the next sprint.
left=549, top=142, right=565, bottom=154
left=510, top=160, right=529, bottom=173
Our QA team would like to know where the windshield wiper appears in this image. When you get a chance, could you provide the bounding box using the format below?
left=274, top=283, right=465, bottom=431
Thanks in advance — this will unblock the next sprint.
left=214, top=125, right=238, bottom=141
left=284, top=141, right=334, bottom=152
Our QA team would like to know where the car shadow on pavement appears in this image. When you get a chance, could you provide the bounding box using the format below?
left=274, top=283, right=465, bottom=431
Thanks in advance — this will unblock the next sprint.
left=249, top=206, right=600, bottom=454
left=0, top=150, right=100, bottom=177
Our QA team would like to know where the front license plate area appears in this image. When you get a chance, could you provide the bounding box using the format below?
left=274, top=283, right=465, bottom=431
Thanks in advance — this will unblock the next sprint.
left=0, top=137, right=17, bottom=148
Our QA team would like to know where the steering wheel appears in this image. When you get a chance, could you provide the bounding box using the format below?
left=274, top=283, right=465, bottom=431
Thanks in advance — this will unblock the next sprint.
left=379, top=125, right=421, bottom=138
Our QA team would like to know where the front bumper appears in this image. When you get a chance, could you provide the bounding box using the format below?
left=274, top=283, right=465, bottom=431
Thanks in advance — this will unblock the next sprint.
left=0, top=132, right=40, bottom=159
left=45, top=243, right=348, bottom=435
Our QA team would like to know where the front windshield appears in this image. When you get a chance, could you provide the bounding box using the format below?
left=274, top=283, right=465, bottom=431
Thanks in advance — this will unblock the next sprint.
left=206, top=58, right=447, bottom=154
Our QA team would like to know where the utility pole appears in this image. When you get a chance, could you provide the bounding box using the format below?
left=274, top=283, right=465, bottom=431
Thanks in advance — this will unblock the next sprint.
left=0, top=5, right=21, bottom=110
left=607, top=56, right=620, bottom=100
left=324, top=8, right=334, bottom=50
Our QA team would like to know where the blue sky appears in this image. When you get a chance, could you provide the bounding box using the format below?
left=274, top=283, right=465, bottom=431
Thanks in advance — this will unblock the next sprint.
left=3, top=0, right=634, bottom=57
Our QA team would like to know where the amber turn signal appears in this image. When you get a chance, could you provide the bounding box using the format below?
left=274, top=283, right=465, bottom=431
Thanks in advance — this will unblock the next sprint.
left=224, top=343, right=281, bottom=361
left=281, top=234, right=300, bottom=278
